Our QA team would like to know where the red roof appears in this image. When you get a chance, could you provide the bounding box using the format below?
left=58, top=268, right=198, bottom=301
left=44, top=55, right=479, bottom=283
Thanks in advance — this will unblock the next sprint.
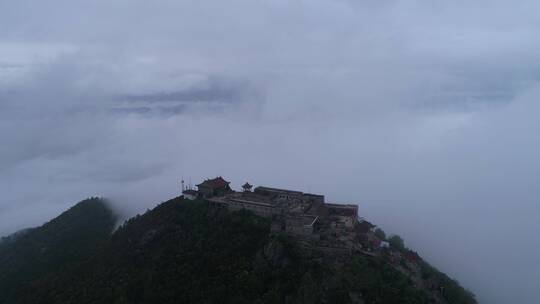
left=197, top=176, right=230, bottom=189
left=404, top=250, right=420, bottom=262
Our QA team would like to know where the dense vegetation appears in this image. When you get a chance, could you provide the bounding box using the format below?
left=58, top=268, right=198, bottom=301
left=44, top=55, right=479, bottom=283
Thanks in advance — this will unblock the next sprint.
left=1, top=197, right=477, bottom=304
left=0, top=198, right=116, bottom=304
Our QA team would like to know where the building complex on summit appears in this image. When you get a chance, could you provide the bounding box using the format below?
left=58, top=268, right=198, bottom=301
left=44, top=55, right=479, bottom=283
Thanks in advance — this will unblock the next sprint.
left=178, top=177, right=452, bottom=301
left=182, top=176, right=377, bottom=254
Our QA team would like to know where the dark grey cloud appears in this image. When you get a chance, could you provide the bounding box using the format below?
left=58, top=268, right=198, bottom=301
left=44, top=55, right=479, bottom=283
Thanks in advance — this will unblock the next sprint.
left=115, top=77, right=258, bottom=115
left=122, top=79, right=245, bottom=103
left=1, top=1, right=540, bottom=303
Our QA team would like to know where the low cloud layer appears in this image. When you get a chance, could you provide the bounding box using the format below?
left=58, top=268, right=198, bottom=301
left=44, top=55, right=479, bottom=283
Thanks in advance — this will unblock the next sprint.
left=1, top=1, right=540, bottom=303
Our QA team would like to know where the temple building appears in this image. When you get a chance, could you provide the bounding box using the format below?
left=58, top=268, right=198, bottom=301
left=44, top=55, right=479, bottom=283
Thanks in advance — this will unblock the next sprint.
left=196, top=176, right=232, bottom=198
left=242, top=182, right=253, bottom=192
left=187, top=176, right=363, bottom=249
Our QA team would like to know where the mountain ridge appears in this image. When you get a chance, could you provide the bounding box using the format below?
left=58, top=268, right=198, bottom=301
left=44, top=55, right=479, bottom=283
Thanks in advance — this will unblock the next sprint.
left=0, top=197, right=117, bottom=304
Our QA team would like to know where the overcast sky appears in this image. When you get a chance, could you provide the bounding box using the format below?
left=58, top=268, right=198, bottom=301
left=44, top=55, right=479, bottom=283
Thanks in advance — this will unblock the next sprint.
left=1, top=1, right=540, bottom=303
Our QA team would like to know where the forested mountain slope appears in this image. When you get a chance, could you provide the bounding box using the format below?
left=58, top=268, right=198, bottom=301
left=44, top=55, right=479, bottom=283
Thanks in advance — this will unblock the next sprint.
left=4, top=197, right=475, bottom=304
left=0, top=198, right=116, bottom=303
